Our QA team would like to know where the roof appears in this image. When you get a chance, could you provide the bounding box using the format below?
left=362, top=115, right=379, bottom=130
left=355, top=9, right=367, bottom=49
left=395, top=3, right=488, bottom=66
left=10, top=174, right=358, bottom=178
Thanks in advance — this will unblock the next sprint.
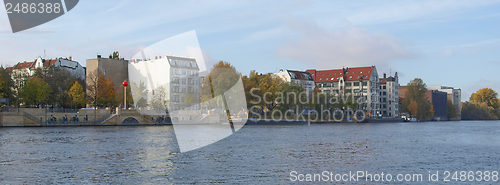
left=14, top=61, right=35, bottom=69
left=306, top=66, right=374, bottom=83
left=10, top=58, right=64, bottom=71
left=286, top=70, right=313, bottom=81
left=43, top=59, right=58, bottom=67
left=5, top=67, right=13, bottom=72
left=379, top=77, right=395, bottom=84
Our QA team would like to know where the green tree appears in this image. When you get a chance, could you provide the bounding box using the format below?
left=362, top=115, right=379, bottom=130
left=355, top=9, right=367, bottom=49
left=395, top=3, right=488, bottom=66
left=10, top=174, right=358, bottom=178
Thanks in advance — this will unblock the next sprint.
left=462, top=101, right=498, bottom=120
left=0, top=67, right=13, bottom=101
left=447, top=100, right=458, bottom=120
left=68, top=81, right=85, bottom=108
left=110, top=51, right=120, bottom=59
left=404, top=78, right=433, bottom=121
left=20, top=77, right=52, bottom=107
left=33, top=66, right=82, bottom=108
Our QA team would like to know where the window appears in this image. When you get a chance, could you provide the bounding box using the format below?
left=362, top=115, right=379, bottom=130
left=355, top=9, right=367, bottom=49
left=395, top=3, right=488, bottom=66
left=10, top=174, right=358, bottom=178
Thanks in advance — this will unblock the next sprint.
left=362, top=82, right=367, bottom=86
left=345, top=82, right=351, bottom=86
left=354, top=82, right=360, bottom=86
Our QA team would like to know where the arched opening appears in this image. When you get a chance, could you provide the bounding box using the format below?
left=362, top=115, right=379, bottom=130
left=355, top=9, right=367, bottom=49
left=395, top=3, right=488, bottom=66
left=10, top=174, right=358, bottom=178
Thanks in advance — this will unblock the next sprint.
left=122, top=117, right=139, bottom=124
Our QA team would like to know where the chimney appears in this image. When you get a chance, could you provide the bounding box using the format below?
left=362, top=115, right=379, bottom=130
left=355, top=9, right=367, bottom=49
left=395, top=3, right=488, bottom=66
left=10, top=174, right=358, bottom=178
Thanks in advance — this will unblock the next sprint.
left=97, top=55, right=101, bottom=58
left=383, top=73, right=386, bottom=78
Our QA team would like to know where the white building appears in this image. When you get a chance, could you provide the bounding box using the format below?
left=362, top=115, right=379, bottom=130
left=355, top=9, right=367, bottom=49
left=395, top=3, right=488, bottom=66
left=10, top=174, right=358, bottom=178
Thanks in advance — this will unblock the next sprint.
left=128, top=56, right=200, bottom=112
left=428, top=85, right=461, bottom=120
left=274, top=69, right=315, bottom=94
left=306, top=66, right=381, bottom=118
left=8, top=56, right=85, bottom=79
left=379, top=73, right=399, bottom=118
left=7, top=57, right=85, bottom=95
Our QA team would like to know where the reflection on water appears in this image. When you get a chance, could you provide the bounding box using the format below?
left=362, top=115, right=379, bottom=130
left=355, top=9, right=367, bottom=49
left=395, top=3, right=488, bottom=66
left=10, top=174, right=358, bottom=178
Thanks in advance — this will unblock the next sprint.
left=1, top=121, right=500, bottom=184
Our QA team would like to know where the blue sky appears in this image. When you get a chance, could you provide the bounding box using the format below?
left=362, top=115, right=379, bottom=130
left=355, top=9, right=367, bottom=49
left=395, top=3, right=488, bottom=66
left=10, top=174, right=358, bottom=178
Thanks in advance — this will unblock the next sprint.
left=1, top=0, right=500, bottom=100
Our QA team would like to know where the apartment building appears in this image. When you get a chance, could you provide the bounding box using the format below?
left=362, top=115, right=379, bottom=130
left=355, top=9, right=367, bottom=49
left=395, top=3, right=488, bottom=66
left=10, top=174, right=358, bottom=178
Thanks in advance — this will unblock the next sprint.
left=306, top=66, right=380, bottom=118
left=379, top=73, right=399, bottom=118
left=274, top=69, right=315, bottom=94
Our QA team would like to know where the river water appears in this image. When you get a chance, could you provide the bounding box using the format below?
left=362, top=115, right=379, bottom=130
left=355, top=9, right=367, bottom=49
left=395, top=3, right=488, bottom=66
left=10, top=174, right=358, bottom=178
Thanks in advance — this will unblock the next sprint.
left=1, top=121, right=499, bottom=184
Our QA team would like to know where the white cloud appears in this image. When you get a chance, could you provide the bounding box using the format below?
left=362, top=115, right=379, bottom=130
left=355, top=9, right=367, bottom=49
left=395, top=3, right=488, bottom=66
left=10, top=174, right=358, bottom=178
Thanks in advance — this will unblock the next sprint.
left=277, top=22, right=415, bottom=69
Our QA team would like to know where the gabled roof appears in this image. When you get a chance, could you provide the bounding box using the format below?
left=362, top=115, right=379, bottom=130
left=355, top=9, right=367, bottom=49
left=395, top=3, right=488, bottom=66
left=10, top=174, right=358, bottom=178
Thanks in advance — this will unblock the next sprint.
left=11, top=58, right=60, bottom=70
left=5, top=67, right=13, bottom=72
left=306, top=66, right=374, bottom=82
left=286, top=70, right=313, bottom=81
left=43, top=59, right=58, bottom=67
left=13, top=61, right=35, bottom=69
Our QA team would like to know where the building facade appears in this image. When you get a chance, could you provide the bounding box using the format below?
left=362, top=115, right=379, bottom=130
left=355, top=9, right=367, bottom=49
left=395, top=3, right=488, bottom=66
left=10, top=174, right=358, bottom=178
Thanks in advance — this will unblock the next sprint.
left=274, top=69, right=315, bottom=94
left=129, top=56, right=200, bottom=111
left=427, top=85, right=461, bottom=120
left=379, top=73, right=399, bottom=118
left=86, top=55, right=129, bottom=94
left=426, top=90, right=448, bottom=121
left=306, top=66, right=380, bottom=118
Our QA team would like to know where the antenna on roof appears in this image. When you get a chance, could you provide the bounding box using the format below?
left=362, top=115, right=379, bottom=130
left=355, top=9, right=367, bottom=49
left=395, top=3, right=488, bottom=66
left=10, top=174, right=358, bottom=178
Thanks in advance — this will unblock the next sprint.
left=43, top=49, right=46, bottom=58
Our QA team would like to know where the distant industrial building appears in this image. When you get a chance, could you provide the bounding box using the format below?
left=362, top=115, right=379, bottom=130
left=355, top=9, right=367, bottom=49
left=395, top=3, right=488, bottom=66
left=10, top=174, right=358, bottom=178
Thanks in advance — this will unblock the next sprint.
left=428, top=85, right=461, bottom=120
left=426, top=90, right=448, bottom=121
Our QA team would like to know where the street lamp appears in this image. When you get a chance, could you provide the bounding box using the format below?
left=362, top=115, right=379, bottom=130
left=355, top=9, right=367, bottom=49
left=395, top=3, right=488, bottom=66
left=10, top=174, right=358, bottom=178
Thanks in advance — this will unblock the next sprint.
left=122, top=80, right=128, bottom=110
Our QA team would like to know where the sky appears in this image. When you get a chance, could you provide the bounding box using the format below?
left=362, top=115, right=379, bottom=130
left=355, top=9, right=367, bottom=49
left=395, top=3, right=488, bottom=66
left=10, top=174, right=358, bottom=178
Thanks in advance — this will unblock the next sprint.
left=1, top=0, right=500, bottom=100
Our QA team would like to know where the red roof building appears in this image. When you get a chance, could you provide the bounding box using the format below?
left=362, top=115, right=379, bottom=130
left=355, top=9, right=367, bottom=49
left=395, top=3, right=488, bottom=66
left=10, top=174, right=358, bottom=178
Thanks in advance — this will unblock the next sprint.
left=305, top=66, right=381, bottom=118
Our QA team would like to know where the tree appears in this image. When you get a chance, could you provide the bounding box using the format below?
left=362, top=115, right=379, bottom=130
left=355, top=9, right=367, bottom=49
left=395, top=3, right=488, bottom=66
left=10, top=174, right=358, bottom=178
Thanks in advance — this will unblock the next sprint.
left=470, top=88, right=498, bottom=110
left=201, top=61, right=242, bottom=119
left=97, top=74, right=117, bottom=107
left=33, top=66, right=82, bottom=108
left=403, top=78, right=433, bottom=121
left=447, top=100, right=458, bottom=120
left=131, top=81, right=148, bottom=108
left=150, top=86, right=168, bottom=112
left=0, top=67, right=13, bottom=101
left=201, top=61, right=240, bottom=101
left=86, top=72, right=99, bottom=108
left=20, top=77, right=52, bottom=107
left=462, top=88, right=500, bottom=120
left=241, top=71, right=285, bottom=112
left=110, top=51, right=120, bottom=59
left=462, top=102, right=498, bottom=120
left=68, top=81, right=85, bottom=108
left=86, top=72, right=117, bottom=108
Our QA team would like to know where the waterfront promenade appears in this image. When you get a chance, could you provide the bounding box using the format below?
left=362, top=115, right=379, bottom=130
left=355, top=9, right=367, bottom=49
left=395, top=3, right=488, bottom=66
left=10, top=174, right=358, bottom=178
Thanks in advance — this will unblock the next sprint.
left=0, top=108, right=169, bottom=127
